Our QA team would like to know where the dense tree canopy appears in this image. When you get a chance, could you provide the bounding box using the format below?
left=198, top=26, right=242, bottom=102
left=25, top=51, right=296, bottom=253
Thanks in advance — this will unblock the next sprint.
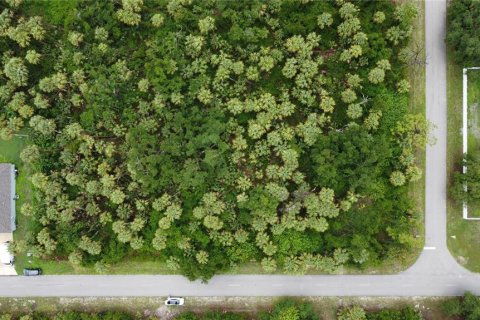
left=447, top=0, right=480, bottom=66
left=0, top=0, right=424, bottom=279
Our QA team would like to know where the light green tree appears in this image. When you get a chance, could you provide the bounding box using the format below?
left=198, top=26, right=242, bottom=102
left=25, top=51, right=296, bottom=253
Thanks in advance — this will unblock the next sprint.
left=151, top=13, right=164, bottom=27
left=198, top=16, right=215, bottom=34
left=196, top=250, right=209, bottom=264
left=4, top=57, right=28, bottom=86
left=29, top=115, right=56, bottom=135
left=20, top=144, right=39, bottom=163
left=94, top=27, right=108, bottom=41
left=373, top=11, right=385, bottom=24
left=341, top=88, right=357, bottom=103
left=68, top=31, right=84, bottom=46
left=78, top=235, right=101, bottom=255
left=261, top=257, right=277, bottom=272
left=25, top=50, right=41, bottom=64
left=337, top=306, right=367, bottom=320
left=390, top=171, right=406, bottom=186
left=185, top=35, right=204, bottom=56
left=347, top=103, right=362, bottom=119
left=138, top=78, right=149, bottom=92
left=317, top=13, right=333, bottom=29
left=397, top=79, right=410, bottom=93
left=368, top=67, right=385, bottom=84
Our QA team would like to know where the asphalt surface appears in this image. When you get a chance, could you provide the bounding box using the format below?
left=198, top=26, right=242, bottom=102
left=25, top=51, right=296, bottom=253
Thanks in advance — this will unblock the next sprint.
left=1, top=0, right=476, bottom=297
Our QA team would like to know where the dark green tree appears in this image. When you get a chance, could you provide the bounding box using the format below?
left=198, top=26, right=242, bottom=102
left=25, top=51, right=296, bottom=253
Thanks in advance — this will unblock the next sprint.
left=447, top=0, right=480, bottom=66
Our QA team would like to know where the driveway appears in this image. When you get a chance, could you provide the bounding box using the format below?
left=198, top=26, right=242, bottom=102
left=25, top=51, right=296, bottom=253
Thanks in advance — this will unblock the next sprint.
left=0, top=233, right=16, bottom=276
left=0, top=265, right=17, bottom=276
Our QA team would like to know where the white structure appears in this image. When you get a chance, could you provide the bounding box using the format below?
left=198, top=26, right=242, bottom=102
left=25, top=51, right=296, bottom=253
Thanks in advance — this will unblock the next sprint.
left=0, top=163, right=17, bottom=275
left=462, top=68, right=480, bottom=220
left=0, top=163, right=16, bottom=235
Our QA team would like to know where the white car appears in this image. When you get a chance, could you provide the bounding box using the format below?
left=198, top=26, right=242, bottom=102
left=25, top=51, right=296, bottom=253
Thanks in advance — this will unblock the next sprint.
left=0, top=242, right=13, bottom=265
left=164, top=296, right=184, bottom=306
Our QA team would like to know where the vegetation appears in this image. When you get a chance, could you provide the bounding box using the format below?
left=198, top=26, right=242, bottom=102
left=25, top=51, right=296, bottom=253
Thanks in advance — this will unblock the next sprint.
left=451, top=156, right=480, bottom=204
left=0, top=311, right=135, bottom=320
left=450, top=66, right=480, bottom=217
left=1, top=0, right=425, bottom=280
left=4, top=294, right=478, bottom=320
left=336, top=305, right=421, bottom=320
left=0, top=298, right=427, bottom=320
left=441, top=292, right=480, bottom=320
left=447, top=0, right=480, bottom=66
left=445, top=45, right=480, bottom=269
left=449, top=8, right=480, bottom=208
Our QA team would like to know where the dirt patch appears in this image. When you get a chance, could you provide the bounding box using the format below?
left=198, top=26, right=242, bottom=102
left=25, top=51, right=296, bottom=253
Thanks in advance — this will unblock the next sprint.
left=154, top=306, right=183, bottom=319
left=457, top=255, right=468, bottom=265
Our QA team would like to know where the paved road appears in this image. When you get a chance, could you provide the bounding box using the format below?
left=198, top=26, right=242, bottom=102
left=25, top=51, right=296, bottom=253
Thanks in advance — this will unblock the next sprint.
left=1, top=0, right=476, bottom=297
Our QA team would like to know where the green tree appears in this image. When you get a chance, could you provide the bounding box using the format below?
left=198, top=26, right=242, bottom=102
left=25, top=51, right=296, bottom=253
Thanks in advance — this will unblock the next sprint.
left=4, top=57, right=28, bottom=86
left=390, top=171, right=406, bottom=187
left=25, top=50, right=41, bottom=64
left=337, top=306, right=366, bottom=320
left=198, top=16, right=215, bottom=34
left=20, top=144, right=40, bottom=163
left=29, top=115, right=55, bottom=135
left=373, top=11, right=386, bottom=24
left=451, top=156, right=480, bottom=203
left=460, top=291, right=480, bottom=320
left=151, top=13, right=164, bottom=27
left=263, top=299, right=317, bottom=320
left=78, top=235, right=102, bottom=255
left=441, top=298, right=462, bottom=317
left=317, top=13, right=333, bottom=29
left=368, top=68, right=385, bottom=84
left=68, top=31, right=84, bottom=46
left=447, top=0, right=480, bottom=65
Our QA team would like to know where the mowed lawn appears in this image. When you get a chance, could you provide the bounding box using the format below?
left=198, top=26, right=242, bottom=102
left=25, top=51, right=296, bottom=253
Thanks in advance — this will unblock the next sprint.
left=446, top=50, right=480, bottom=271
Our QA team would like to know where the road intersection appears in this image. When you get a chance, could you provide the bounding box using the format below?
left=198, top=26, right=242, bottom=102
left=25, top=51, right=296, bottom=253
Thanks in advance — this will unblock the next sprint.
left=1, top=0, right=477, bottom=297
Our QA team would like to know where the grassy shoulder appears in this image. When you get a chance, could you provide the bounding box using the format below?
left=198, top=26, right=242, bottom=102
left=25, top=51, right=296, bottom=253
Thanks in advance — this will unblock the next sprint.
left=446, top=47, right=480, bottom=271
left=0, top=296, right=454, bottom=320
left=395, top=0, right=426, bottom=272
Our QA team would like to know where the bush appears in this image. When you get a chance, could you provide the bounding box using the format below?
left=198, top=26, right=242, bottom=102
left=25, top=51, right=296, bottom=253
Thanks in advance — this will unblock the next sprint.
left=366, top=306, right=421, bottom=320
left=450, top=156, right=480, bottom=204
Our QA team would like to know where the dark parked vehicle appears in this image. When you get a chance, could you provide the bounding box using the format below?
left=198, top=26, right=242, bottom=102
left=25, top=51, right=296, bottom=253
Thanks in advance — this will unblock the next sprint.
left=23, top=268, right=42, bottom=276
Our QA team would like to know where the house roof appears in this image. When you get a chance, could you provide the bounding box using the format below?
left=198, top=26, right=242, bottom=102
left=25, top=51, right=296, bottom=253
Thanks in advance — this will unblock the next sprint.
left=0, top=164, right=15, bottom=233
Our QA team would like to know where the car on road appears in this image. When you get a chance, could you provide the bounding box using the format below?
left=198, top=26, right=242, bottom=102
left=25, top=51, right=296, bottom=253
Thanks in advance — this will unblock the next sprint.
left=164, top=296, right=184, bottom=305
left=23, top=268, right=42, bottom=276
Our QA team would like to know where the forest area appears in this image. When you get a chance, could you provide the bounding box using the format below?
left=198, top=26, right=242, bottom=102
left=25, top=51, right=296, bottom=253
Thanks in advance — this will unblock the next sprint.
left=0, top=0, right=426, bottom=280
